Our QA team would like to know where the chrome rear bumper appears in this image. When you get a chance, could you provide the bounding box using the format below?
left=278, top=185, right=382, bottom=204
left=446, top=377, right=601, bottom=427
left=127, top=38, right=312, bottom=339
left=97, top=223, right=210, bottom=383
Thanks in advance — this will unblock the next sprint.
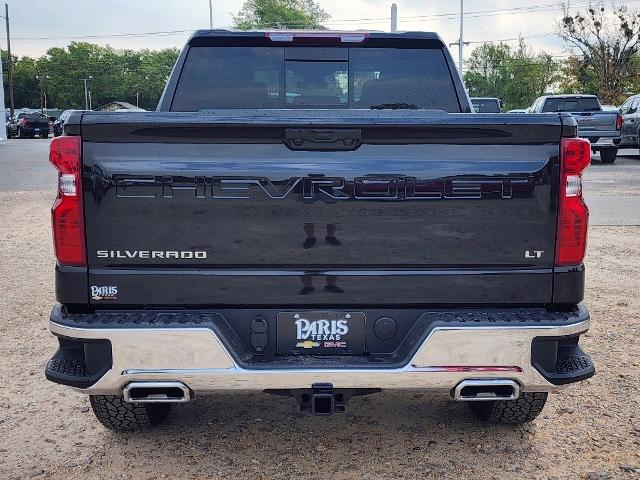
left=49, top=315, right=591, bottom=395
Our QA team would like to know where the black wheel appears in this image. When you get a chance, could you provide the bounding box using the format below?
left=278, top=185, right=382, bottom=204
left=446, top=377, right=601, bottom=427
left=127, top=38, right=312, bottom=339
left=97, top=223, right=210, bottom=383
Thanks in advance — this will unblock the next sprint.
left=600, top=148, right=618, bottom=164
left=41, top=132, right=49, bottom=138
left=16, top=127, right=22, bottom=139
left=466, top=392, right=548, bottom=424
left=89, top=395, right=171, bottom=432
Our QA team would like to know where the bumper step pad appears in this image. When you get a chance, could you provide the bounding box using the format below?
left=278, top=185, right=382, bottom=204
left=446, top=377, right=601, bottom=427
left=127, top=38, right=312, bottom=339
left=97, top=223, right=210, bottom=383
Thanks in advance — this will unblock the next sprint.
left=552, top=344, right=595, bottom=383
left=532, top=338, right=595, bottom=386
left=47, top=350, right=87, bottom=379
left=45, top=338, right=112, bottom=389
left=46, top=348, right=93, bottom=388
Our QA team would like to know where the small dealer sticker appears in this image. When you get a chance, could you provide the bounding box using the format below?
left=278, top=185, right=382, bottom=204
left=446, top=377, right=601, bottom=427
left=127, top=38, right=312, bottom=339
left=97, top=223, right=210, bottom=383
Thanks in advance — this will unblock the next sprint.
left=91, top=285, right=118, bottom=301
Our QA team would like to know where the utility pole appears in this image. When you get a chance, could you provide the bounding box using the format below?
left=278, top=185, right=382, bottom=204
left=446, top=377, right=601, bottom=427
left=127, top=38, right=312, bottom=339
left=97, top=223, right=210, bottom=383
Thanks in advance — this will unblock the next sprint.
left=449, top=0, right=468, bottom=78
left=83, top=76, right=93, bottom=110
left=36, top=75, right=44, bottom=112
left=390, top=3, right=397, bottom=33
left=4, top=3, right=13, bottom=116
left=208, top=0, right=213, bottom=29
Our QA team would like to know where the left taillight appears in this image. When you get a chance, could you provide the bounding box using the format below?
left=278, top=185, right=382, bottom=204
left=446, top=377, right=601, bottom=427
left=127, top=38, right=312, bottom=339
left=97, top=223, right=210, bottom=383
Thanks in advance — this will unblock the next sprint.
left=49, top=136, right=86, bottom=266
left=555, top=137, right=591, bottom=266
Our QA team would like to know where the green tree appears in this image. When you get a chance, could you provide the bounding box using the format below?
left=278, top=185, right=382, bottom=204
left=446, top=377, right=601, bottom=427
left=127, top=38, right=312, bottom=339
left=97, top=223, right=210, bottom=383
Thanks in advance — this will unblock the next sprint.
left=40, top=42, right=116, bottom=109
left=233, top=0, right=329, bottom=30
left=557, top=2, right=640, bottom=103
left=2, top=50, right=41, bottom=110
left=463, top=40, right=560, bottom=111
left=129, top=49, right=180, bottom=110
left=36, top=43, right=178, bottom=110
left=11, top=56, right=40, bottom=109
left=2, top=43, right=179, bottom=111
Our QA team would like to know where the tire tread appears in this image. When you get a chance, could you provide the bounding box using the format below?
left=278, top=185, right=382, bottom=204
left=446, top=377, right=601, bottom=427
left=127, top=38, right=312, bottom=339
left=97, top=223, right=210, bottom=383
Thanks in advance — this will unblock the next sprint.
left=467, top=392, right=548, bottom=424
left=89, top=395, right=170, bottom=432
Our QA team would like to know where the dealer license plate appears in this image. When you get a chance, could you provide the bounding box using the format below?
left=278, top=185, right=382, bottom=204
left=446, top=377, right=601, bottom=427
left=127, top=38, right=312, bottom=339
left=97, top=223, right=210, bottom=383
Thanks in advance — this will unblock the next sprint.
left=277, top=311, right=365, bottom=354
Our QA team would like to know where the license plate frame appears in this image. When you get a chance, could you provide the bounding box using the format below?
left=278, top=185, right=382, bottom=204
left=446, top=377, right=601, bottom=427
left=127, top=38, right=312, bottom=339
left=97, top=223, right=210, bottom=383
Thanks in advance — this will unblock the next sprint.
left=277, top=311, right=366, bottom=355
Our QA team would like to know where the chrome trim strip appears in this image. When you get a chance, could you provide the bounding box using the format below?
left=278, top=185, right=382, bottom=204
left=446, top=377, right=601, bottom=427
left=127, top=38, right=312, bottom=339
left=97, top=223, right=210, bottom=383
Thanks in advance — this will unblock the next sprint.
left=89, top=267, right=552, bottom=276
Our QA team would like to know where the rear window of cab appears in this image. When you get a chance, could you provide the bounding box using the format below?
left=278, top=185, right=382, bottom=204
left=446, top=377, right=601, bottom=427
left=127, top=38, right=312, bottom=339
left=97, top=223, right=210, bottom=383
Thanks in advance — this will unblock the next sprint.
left=171, top=46, right=462, bottom=112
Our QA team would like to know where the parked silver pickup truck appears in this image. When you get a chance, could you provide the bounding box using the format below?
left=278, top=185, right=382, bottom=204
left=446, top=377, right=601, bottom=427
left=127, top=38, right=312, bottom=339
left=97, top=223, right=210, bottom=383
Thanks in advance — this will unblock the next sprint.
left=529, top=94, right=622, bottom=163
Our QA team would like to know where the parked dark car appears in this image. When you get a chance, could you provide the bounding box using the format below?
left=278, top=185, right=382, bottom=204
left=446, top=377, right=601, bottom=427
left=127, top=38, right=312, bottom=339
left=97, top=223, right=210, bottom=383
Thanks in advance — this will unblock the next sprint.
left=6, top=112, right=50, bottom=138
left=470, top=97, right=501, bottom=113
left=619, top=94, right=640, bottom=151
left=53, top=110, right=87, bottom=137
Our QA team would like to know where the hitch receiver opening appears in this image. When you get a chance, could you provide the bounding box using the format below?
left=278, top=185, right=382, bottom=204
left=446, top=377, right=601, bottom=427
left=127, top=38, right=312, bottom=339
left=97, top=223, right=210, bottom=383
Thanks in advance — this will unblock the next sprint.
left=311, top=384, right=335, bottom=415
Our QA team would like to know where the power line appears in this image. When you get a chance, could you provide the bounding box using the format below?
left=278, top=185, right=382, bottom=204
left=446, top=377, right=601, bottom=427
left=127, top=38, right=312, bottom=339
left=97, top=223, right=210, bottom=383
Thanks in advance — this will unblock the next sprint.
left=12, top=0, right=639, bottom=41
left=7, top=0, right=639, bottom=49
left=12, top=29, right=195, bottom=41
left=468, top=32, right=556, bottom=44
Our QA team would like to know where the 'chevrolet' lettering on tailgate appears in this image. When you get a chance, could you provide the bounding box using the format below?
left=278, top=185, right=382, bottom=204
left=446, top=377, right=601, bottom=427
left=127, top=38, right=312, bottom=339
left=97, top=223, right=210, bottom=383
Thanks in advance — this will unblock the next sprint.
left=114, top=176, right=535, bottom=201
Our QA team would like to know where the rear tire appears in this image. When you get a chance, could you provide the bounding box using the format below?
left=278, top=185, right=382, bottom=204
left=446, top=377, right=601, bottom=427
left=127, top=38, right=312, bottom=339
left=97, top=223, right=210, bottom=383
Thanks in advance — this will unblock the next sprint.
left=600, top=148, right=618, bottom=164
left=41, top=132, right=48, bottom=138
left=89, top=395, right=171, bottom=432
left=467, top=392, right=548, bottom=424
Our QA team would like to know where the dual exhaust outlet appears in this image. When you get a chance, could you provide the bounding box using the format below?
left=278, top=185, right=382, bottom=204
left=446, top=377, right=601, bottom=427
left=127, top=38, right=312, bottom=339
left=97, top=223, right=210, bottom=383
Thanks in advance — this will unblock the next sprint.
left=121, top=379, right=520, bottom=406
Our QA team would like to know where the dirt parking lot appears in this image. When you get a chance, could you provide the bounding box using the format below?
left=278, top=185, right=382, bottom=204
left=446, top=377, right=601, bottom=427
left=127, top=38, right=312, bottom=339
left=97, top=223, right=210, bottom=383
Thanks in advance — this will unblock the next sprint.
left=0, top=189, right=639, bottom=478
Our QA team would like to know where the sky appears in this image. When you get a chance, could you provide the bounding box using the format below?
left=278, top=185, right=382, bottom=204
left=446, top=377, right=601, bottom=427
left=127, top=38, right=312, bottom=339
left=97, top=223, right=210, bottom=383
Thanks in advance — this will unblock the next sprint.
left=4, top=0, right=640, bottom=60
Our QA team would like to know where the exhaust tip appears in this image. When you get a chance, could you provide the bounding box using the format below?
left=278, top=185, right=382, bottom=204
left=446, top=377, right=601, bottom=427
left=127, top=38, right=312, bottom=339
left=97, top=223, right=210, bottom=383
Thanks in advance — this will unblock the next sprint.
left=123, top=381, right=191, bottom=404
left=453, top=379, right=519, bottom=402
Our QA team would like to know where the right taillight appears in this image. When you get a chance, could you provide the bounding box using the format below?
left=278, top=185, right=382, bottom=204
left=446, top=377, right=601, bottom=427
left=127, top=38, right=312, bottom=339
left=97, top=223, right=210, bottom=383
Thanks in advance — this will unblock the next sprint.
left=49, top=136, right=86, bottom=266
left=555, top=137, right=591, bottom=266
left=616, top=113, right=623, bottom=130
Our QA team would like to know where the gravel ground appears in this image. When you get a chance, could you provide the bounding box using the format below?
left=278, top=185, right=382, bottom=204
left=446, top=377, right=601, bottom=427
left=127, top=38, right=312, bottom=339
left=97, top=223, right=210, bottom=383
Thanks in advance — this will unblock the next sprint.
left=0, top=190, right=639, bottom=480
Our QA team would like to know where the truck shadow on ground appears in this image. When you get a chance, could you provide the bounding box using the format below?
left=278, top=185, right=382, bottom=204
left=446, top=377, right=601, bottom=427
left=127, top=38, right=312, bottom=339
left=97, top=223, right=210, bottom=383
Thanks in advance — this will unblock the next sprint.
left=107, top=391, right=538, bottom=476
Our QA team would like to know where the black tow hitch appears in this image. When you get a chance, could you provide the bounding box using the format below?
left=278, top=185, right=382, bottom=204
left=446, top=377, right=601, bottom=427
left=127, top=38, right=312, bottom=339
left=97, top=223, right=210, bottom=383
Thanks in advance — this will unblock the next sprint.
left=265, top=384, right=381, bottom=416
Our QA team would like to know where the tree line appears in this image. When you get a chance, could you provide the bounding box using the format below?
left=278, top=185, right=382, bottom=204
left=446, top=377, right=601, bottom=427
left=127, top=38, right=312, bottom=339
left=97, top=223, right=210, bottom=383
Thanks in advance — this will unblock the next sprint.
left=2, top=0, right=638, bottom=112
left=2, top=43, right=179, bottom=111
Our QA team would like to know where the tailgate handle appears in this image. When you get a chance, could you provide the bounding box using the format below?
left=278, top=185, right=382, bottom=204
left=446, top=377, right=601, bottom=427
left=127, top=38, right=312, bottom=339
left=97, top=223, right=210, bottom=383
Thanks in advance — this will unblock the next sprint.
left=284, top=128, right=363, bottom=151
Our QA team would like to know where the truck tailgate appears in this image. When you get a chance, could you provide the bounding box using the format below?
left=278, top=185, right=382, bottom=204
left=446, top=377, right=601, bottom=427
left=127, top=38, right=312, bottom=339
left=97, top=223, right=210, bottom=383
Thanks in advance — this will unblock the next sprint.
left=79, top=111, right=565, bottom=306
left=573, top=111, right=617, bottom=134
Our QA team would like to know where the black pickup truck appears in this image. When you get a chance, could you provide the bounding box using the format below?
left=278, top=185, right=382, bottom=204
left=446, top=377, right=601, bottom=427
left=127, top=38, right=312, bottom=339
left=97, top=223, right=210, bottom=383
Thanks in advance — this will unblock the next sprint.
left=45, top=30, right=594, bottom=432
